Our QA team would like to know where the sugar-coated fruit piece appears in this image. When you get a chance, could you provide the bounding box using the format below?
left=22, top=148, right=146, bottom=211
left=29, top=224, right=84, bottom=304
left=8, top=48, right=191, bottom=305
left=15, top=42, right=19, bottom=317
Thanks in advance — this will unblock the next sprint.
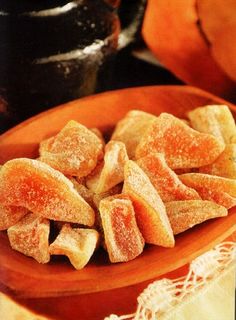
left=179, top=173, right=236, bottom=209
left=111, top=110, right=156, bottom=159
left=99, top=194, right=145, bottom=262
left=137, top=153, right=201, bottom=202
left=199, top=144, right=236, bottom=179
left=123, top=160, right=175, bottom=247
left=90, top=127, right=106, bottom=148
left=86, top=141, right=129, bottom=194
left=165, top=200, right=227, bottom=235
left=49, top=224, right=99, bottom=269
left=188, top=105, right=236, bottom=144
left=70, top=177, right=95, bottom=209
left=93, top=184, right=123, bottom=209
left=135, top=113, right=225, bottom=169
left=0, top=204, right=28, bottom=230
left=7, top=213, right=50, bottom=263
left=39, top=120, right=103, bottom=178
left=0, top=158, right=95, bottom=225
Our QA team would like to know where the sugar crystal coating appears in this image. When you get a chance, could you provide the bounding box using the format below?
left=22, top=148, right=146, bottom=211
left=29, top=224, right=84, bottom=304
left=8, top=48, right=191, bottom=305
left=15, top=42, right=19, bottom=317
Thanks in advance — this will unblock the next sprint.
left=135, top=113, right=225, bottom=169
left=166, top=200, right=228, bottom=235
left=123, top=160, right=175, bottom=247
left=137, top=153, right=201, bottom=202
left=188, top=105, right=236, bottom=144
left=99, top=194, right=144, bottom=262
left=111, top=110, right=156, bottom=159
left=49, top=224, right=99, bottom=269
left=0, top=204, right=28, bottom=230
left=0, top=158, right=95, bottom=225
left=199, top=144, right=236, bottom=178
left=179, top=173, right=236, bottom=209
left=39, top=120, right=104, bottom=178
left=7, top=213, right=50, bottom=263
left=86, top=141, right=129, bottom=194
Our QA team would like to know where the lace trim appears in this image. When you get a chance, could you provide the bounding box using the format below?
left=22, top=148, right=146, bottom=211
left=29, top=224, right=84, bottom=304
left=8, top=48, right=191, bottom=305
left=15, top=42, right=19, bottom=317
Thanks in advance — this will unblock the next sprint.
left=104, top=242, right=236, bottom=320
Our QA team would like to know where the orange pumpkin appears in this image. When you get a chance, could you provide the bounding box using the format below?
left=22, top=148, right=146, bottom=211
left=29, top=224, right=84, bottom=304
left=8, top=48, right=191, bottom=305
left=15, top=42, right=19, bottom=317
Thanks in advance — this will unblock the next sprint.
left=142, top=0, right=236, bottom=100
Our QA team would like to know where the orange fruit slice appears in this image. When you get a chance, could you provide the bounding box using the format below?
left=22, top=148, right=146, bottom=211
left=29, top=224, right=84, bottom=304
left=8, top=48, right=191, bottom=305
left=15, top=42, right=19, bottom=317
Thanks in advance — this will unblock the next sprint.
left=136, top=113, right=225, bottom=169
left=123, top=160, right=174, bottom=247
left=39, top=120, right=104, bottom=178
left=166, top=200, right=227, bottom=235
left=8, top=213, right=50, bottom=264
left=137, top=153, right=200, bottom=202
left=99, top=194, right=144, bottom=262
left=179, top=173, right=236, bottom=209
left=0, top=158, right=95, bottom=225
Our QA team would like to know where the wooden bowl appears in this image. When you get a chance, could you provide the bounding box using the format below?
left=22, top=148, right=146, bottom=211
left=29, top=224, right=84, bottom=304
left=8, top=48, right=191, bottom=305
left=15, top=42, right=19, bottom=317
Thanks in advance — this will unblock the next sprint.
left=0, top=85, right=236, bottom=318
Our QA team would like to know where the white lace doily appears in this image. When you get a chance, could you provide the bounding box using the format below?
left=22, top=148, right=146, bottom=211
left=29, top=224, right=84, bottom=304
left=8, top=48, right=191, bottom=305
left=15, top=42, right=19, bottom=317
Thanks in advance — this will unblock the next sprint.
left=104, top=242, right=236, bottom=320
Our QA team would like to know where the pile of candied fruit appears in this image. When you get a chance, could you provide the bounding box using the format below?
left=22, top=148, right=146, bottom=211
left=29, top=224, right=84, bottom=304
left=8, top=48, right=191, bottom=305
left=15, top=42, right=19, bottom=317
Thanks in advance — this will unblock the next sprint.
left=0, top=104, right=235, bottom=269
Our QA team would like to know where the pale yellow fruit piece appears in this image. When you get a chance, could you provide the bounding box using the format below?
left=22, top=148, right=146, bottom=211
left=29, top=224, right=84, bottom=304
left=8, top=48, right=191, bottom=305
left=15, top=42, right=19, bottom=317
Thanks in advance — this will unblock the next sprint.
left=111, top=110, right=156, bottom=159
left=199, top=144, right=236, bottom=179
left=166, top=200, right=227, bottom=235
left=188, top=104, right=236, bottom=144
left=8, top=213, right=50, bottom=263
left=86, top=141, right=129, bottom=194
left=49, top=224, right=99, bottom=269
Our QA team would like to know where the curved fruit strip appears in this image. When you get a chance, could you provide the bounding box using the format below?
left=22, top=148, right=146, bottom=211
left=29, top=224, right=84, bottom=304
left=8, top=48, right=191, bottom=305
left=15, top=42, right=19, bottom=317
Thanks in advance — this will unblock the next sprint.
left=86, top=141, right=129, bottom=194
left=142, top=0, right=235, bottom=97
left=135, top=113, right=225, bottom=169
left=123, top=160, right=175, bottom=247
left=0, top=158, right=95, bottom=226
left=137, top=153, right=200, bottom=202
left=165, top=200, right=227, bottom=235
left=179, top=173, right=236, bottom=209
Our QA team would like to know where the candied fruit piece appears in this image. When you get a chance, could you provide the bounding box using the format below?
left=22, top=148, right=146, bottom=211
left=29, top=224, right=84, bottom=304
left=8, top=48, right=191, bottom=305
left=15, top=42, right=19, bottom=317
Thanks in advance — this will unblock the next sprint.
left=0, top=204, right=28, bottom=230
left=111, top=110, right=156, bottom=159
left=199, top=144, right=236, bottom=179
left=165, top=200, right=227, bottom=235
left=123, top=160, right=174, bottom=247
left=135, top=113, right=225, bottom=169
left=39, top=120, right=103, bottom=178
left=70, top=177, right=95, bottom=209
left=0, top=158, right=95, bottom=225
left=49, top=224, right=99, bottom=269
left=179, top=173, right=236, bottom=209
left=86, top=141, right=129, bottom=194
left=7, top=213, right=50, bottom=263
left=93, top=184, right=123, bottom=209
left=90, top=128, right=106, bottom=147
left=188, top=105, right=236, bottom=144
left=99, top=194, right=144, bottom=262
left=137, top=153, right=200, bottom=202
